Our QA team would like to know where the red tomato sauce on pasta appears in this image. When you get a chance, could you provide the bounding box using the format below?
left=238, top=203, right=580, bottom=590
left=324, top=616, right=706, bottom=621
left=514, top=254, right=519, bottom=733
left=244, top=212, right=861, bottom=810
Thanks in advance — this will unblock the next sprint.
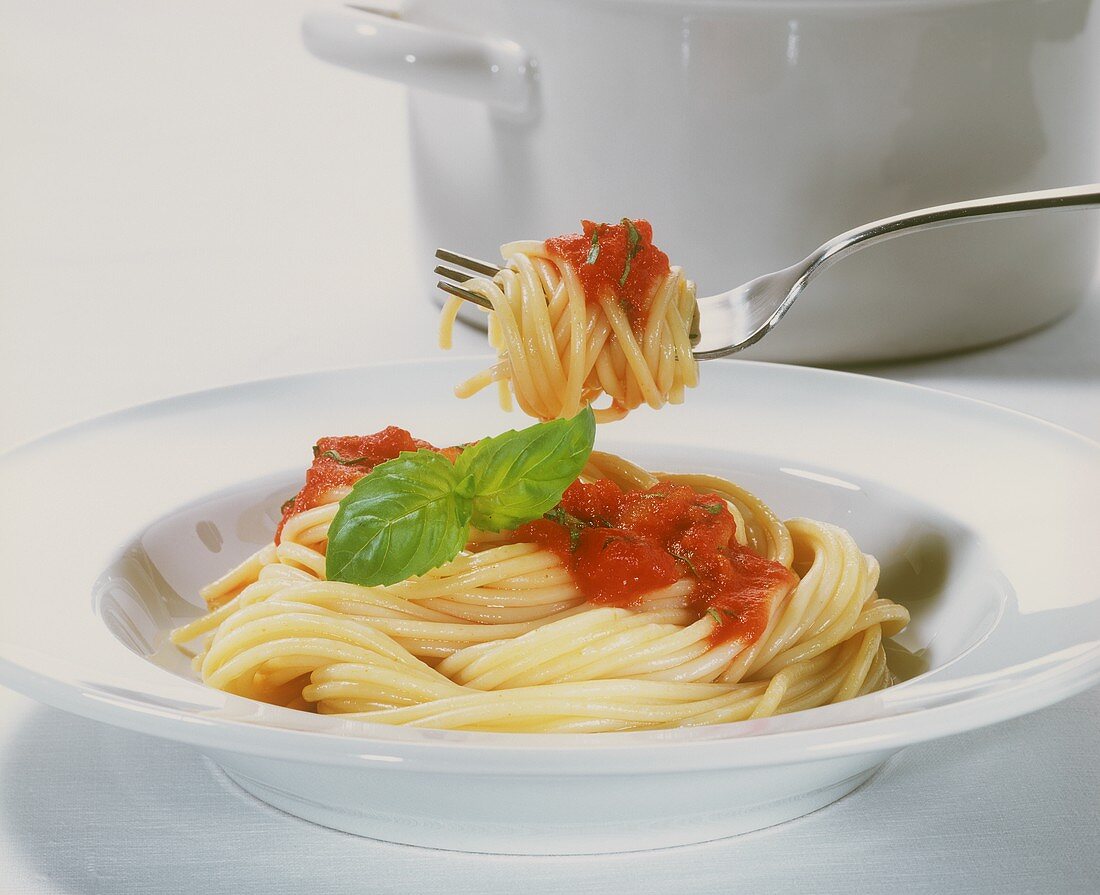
left=276, top=427, right=438, bottom=542
left=545, top=219, right=671, bottom=328
left=515, top=480, right=797, bottom=645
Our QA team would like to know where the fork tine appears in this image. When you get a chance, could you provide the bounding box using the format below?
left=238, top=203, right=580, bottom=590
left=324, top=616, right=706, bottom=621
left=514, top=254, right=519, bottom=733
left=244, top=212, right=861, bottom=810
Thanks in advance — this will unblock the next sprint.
left=688, top=303, right=700, bottom=347
left=435, top=248, right=502, bottom=277
left=435, top=264, right=477, bottom=284
left=437, top=279, right=494, bottom=310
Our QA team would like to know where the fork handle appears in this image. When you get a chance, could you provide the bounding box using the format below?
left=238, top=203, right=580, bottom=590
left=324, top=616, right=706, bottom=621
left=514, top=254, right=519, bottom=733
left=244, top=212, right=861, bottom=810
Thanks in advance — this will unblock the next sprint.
left=807, top=183, right=1100, bottom=283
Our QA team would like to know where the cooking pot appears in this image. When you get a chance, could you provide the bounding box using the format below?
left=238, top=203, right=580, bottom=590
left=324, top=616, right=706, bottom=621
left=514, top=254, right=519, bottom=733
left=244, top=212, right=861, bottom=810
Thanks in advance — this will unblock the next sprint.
left=303, top=0, right=1100, bottom=363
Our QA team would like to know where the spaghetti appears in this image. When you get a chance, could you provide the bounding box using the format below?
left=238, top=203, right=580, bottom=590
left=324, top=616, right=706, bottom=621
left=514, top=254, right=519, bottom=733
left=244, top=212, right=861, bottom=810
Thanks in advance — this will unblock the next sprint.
left=172, top=437, right=909, bottom=733
left=439, top=220, right=699, bottom=423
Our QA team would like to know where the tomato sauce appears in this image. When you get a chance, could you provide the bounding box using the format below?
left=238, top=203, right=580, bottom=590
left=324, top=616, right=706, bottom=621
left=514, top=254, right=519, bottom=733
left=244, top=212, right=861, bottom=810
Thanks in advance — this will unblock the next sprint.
left=545, top=219, right=671, bottom=328
left=515, top=480, right=797, bottom=646
left=275, top=426, right=438, bottom=542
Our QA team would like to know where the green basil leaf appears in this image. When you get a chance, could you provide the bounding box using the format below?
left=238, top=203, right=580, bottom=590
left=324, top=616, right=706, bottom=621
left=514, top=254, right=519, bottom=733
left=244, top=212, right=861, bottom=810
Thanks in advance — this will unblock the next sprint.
left=586, top=226, right=601, bottom=265
left=545, top=505, right=588, bottom=550
left=669, top=547, right=700, bottom=579
left=456, top=406, right=596, bottom=533
left=619, top=218, right=644, bottom=287
left=325, top=451, right=471, bottom=586
left=315, top=449, right=375, bottom=466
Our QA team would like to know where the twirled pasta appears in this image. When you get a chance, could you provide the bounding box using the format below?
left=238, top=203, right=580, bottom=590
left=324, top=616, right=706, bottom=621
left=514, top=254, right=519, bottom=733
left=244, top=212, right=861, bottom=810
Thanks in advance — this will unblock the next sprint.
left=172, top=452, right=909, bottom=732
left=439, top=234, right=699, bottom=423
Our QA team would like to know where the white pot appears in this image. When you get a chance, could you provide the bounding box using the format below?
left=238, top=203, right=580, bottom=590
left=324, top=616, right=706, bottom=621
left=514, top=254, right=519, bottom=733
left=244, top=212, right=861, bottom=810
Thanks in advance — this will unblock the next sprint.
left=303, top=0, right=1100, bottom=363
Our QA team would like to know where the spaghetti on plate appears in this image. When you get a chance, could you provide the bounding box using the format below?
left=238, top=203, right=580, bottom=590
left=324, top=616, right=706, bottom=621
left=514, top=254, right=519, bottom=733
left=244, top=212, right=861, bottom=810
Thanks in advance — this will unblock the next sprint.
left=172, top=423, right=909, bottom=733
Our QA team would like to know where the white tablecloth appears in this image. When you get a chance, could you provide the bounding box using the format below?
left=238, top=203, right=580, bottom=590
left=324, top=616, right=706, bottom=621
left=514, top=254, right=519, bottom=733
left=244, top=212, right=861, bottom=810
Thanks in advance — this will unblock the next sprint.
left=2, top=3, right=1098, bottom=891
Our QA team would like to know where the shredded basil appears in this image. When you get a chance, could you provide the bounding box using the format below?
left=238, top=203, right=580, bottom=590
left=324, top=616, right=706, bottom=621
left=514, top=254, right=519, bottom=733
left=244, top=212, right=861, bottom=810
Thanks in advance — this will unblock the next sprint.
left=670, top=548, right=700, bottom=579
left=619, top=218, right=644, bottom=286
left=315, top=449, right=376, bottom=466
left=586, top=226, right=601, bottom=265
left=545, top=506, right=588, bottom=551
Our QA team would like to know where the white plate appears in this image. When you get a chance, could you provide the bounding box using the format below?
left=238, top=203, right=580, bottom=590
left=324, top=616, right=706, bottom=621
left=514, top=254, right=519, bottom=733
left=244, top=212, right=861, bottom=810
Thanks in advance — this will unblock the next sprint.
left=1, top=358, right=1098, bottom=854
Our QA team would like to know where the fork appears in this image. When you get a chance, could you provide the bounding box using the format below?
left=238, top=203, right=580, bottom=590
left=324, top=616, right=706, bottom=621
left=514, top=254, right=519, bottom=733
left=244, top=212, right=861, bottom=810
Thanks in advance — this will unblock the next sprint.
left=435, top=184, right=1100, bottom=359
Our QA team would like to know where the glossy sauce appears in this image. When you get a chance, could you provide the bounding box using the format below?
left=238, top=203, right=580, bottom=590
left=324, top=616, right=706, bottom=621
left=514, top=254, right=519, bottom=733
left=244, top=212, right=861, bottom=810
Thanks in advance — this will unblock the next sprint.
left=515, top=480, right=797, bottom=645
left=545, top=219, right=671, bottom=328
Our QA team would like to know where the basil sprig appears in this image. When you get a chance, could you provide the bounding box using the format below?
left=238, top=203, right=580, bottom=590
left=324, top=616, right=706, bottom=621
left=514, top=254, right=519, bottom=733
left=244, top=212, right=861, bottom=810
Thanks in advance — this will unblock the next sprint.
left=325, top=407, right=596, bottom=586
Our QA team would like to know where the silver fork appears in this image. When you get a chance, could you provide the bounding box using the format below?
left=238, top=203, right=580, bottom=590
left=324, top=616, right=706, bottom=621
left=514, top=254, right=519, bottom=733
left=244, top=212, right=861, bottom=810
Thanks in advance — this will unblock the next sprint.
left=436, top=184, right=1100, bottom=359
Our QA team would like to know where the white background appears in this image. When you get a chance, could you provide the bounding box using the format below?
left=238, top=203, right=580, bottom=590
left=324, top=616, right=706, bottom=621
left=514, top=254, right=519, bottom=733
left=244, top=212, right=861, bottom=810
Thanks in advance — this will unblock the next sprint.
left=2, top=2, right=1098, bottom=892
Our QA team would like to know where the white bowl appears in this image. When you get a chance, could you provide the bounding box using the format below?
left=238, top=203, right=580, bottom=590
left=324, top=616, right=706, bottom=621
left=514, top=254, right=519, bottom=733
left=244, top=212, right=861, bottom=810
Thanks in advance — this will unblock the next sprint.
left=1, top=358, right=1098, bottom=854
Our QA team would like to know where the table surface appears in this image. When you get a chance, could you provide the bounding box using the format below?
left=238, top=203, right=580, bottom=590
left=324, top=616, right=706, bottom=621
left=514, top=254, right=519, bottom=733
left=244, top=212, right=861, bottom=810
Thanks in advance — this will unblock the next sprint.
left=2, top=3, right=1099, bottom=892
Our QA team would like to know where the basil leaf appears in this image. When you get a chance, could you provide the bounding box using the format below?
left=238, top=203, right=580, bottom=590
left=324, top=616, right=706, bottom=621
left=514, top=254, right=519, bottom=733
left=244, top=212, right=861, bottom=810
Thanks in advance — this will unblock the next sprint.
left=325, top=451, right=471, bottom=586
left=456, top=406, right=596, bottom=533
left=619, top=218, right=644, bottom=287
left=586, top=226, right=601, bottom=265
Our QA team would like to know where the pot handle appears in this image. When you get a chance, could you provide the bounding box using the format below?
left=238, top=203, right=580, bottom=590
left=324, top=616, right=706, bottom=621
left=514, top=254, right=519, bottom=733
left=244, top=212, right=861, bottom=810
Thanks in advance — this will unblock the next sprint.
left=301, top=5, right=535, bottom=117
